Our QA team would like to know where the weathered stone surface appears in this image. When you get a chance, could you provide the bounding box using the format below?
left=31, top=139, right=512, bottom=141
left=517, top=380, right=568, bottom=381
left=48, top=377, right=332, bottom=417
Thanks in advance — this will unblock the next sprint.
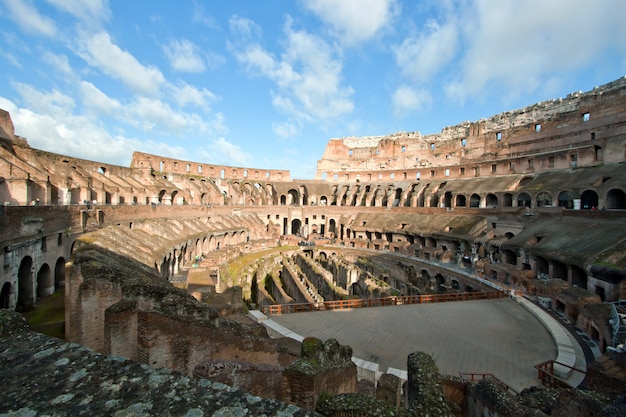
left=315, top=393, right=408, bottom=417
left=0, top=311, right=319, bottom=416
left=406, top=352, right=453, bottom=417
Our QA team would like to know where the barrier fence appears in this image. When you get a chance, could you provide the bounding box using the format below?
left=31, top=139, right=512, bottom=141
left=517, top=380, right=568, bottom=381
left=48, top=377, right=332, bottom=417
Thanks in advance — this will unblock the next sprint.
left=459, top=372, right=518, bottom=394
left=261, top=290, right=506, bottom=315
left=534, top=360, right=587, bottom=389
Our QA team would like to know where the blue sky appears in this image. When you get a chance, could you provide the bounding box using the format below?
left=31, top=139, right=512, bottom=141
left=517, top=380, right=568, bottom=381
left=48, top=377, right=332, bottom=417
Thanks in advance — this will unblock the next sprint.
left=1, top=0, right=625, bottom=180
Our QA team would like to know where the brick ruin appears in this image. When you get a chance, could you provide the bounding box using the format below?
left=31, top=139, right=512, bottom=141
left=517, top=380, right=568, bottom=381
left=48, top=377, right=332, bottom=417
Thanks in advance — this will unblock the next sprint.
left=1, top=77, right=626, bottom=415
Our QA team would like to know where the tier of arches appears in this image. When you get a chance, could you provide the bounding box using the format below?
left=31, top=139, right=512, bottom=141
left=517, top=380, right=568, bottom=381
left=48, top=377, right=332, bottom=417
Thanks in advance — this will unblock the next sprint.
left=1, top=256, right=66, bottom=311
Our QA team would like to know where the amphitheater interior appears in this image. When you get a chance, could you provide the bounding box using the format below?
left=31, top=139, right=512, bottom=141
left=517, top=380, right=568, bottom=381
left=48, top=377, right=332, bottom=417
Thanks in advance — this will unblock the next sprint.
left=1, top=77, right=625, bottom=416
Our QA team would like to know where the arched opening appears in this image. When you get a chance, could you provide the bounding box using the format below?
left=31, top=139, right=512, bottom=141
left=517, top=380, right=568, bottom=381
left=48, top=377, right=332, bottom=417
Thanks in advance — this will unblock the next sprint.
left=535, top=256, right=549, bottom=278
left=464, top=285, right=474, bottom=292
left=455, top=194, right=466, bottom=207
left=517, top=192, right=531, bottom=208
left=451, top=280, right=459, bottom=290
left=443, top=191, right=453, bottom=208
left=429, top=193, right=439, bottom=208
left=288, top=189, right=299, bottom=206
left=171, top=190, right=179, bottom=205
left=504, top=232, right=515, bottom=239
left=393, top=188, right=402, bottom=207
left=503, top=193, right=513, bottom=207
left=536, top=191, right=552, bottom=207
left=486, top=193, right=498, bottom=207
left=435, top=274, right=446, bottom=292
left=558, top=191, right=574, bottom=209
left=329, top=219, right=336, bottom=237
left=580, top=189, right=598, bottom=210
left=17, top=256, right=34, bottom=311
left=606, top=188, right=626, bottom=209
left=571, top=265, right=587, bottom=289
left=552, top=260, right=567, bottom=282
left=469, top=193, right=480, bottom=208
left=280, top=195, right=287, bottom=205
left=1, top=282, right=11, bottom=309
left=291, top=218, right=302, bottom=236
left=501, top=249, right=517, bottom=266
left=36, top=263, right=53, bottom=297
left=320, top=196, right=328, bottom=206
left=157, top=189, right=166, bottom=204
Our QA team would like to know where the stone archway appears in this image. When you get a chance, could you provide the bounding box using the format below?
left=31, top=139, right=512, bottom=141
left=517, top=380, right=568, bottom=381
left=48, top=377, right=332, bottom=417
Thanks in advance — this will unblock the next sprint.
left=606, top=188, right=626, bottom=209
left=1, top=282, right=11, bottom=309
left=517, top=192, right=531, bottom=208
left=17, top=256, right=34, bottom=311
left=581, top=189, right=598, bottom=209
left=291, top=218, right=302, bottom=236
left=558, top=191, right=574, bottom=209
left=36, top=263, right=53, bottom=297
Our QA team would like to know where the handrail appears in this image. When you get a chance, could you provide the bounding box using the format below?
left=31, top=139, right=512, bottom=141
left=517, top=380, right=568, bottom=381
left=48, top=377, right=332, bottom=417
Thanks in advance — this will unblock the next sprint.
left=534, top=359, right=587, bottom=389
left=459, top=372, right=518, bottom=394
left=260, top=290, right=506, bottom=315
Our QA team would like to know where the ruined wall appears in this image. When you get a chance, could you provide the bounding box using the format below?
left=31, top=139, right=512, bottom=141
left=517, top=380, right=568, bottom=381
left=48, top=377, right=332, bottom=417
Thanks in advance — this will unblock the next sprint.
left=315, top=77, right=626, bottom=181
left=131, top=151, right=291, bottom=182
left=282, top=337, right=358, bottom=410
left=294, top=252, right=347, bottom=301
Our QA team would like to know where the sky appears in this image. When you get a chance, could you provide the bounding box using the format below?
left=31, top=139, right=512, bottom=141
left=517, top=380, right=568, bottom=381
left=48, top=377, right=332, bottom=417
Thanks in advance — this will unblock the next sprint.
left=0, top=1, right=625, bottom=180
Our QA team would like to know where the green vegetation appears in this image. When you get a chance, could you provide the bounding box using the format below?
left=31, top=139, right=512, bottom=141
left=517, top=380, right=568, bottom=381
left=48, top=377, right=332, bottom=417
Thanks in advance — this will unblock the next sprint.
left=23, top=290, right=65, bottom=339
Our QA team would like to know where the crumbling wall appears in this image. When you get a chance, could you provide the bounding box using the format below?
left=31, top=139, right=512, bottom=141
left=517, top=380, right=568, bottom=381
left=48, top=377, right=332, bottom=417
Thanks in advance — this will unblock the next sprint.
left=282, top=337, right=358, bottom=409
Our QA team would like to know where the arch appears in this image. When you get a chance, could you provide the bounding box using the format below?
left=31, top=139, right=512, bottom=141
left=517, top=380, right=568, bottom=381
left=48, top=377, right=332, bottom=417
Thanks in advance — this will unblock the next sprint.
left=517, top=192, right=531, bottom=208
left=17, top=256, right=34, bottom=311
left=580, top=189, right=598, bottom=210
left=451, top=280, right=459, bottom=290
left=606, top=188, right=626, bottom=209
left=558, top=191, right=574, bottom=209
left=1, top=282, right=11, bottom=309
left=535, top=256, right=549, bottom=278
left=536, top=191, right=552, bottom=207
left=469, top=193, right=480, bottom=208
left=291, top=218, right=302, bottom=236
left=455, top=194, right=466, bottom=207
left=504, top=232, right=515, bottom=239
left=157, top=189, right=166, bottom=203
left=552, top=260, right=567, bottom=281
left=280, top=195, right=287, bottom=205
left=393, top=188, right=402, bottom=207
left=329, top=219, right=337, bottom=237
left=320, top=196, right=328, bottom=206
left=36, top=263, right=53, bottom=297
left=429, top=193, right=439, bottom=208
left=501, top=249, right=517, bottom=266
left=571, top=265, right=588, bottom=289
left=171, top=190, right=179, bottom=205
left=486, top=193, right=498, bottom=207
left=443, top=191, right=453, bottom=208
left=288, top=189, right=299, bottom=205
left=503, top=193, right=513, bottom=207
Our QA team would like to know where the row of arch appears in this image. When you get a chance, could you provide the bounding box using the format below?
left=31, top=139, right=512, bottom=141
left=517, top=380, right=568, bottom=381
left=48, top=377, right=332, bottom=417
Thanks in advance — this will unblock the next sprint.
left=1, top=256, right=66, bottom=311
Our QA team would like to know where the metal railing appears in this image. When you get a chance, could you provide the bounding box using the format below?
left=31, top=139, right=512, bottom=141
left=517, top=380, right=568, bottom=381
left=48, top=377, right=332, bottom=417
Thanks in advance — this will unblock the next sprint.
left=260, top=290, right=506, bottom=315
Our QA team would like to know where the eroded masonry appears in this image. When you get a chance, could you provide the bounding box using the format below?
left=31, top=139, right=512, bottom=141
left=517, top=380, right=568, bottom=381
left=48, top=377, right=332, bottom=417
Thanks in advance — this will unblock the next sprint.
left=1, top=77, right=625, bottom=416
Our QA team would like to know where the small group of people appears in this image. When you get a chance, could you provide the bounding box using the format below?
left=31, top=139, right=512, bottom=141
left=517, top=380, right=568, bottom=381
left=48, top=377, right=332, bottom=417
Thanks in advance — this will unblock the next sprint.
left=29, top=199, right=40, bottom=206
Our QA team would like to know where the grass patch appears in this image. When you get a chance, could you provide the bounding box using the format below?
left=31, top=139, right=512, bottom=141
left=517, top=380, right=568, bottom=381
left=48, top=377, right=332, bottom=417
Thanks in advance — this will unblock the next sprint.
left=23, top=290, right=65, bottom=339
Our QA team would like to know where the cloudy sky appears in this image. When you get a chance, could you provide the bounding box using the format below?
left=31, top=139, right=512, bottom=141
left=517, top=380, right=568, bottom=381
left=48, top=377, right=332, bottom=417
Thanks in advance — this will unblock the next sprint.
left=1, top=0, right=624, bottom=179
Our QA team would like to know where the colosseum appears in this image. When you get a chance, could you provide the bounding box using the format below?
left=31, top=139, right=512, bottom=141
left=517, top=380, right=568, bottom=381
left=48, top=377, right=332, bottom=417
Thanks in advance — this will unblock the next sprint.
left=1, top=77, right=625, bottom=416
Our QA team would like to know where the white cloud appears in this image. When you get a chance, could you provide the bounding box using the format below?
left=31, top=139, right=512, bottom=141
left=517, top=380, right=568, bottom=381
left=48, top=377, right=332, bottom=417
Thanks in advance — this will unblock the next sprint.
left=192, top=1, right=219, bottom=29
left=2, top=0, right=57, bottom=37
left=393, top=19, right=458, bottom=83
left=231, top=16, right=354, bottom=122
left=446, top=0, right=626, bottom=102
left=272, top=121, right=299, bottom=138
left=11, top=82, right=75, bottom=116
left=80, top=81, right=121, bottom=114
left=303, top=0, right=398, bottom=46
left=228, top=15, right=263, bottom=40
left=44, top=0, right=111, bottom=25
left=0, top=95, right=186, bottom=165
left=201, top=137, right=253, bottom=166
left=392, top=85, right=431, bottom=117
left=168, top=82, right=218, bottom=109
left=125, top=97, right=200, bottom=133
left=76, top=31, right=165, bottom=96
left=163, top=39, right=206, bottom=73
left=42, top=52, right=74, bottom=77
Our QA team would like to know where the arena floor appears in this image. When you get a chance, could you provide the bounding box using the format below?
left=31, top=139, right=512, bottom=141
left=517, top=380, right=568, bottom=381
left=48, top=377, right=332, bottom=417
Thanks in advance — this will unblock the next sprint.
left=269, top=297, right=557, bottom=392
